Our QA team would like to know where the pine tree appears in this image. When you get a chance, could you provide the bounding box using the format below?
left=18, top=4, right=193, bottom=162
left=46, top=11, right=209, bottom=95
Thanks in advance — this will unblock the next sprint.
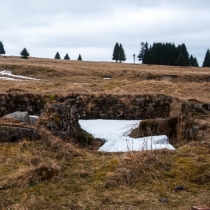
left=202, top=49, right=210, bottom=67
left=177, top=44, right=189, bottom=65
left=55, top=52, right=60, bottom=59
left=0, top=41, right=6, bottom=55
left=138, top=42, right=193, bottom=66
left=78, top=54, right=82, bottom=61
left=189, top=55, right=194, bottom=66
left=20, top=48, right=30, bottom=59
left=119, top=44, right=126, bottom=63
left=145, top=54, right=154, bottom=65
left=64, top=53, right=70, bottom=60
left=137, top=42, right=148, bottom=64
left=175, top=53, right=188, bottom=66
left=112, top=42, right=120, bottom=62
left=189, top=55, right=199, bottom=67
left=193, top=58, right=199, bottom=67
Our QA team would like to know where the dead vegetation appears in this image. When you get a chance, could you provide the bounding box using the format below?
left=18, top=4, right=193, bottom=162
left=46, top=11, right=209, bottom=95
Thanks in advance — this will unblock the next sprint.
left=1, top=132, right=210, bottom=209
left=0, top=56, right=210, bottom=104
left=1, top=56, right=210, bottom=209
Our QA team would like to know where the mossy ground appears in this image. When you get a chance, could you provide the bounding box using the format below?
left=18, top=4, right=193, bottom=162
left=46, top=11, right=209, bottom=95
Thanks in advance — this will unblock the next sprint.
left=0, top=57, right=210, bottom=209
left=0, top=131, right=210, bottom=209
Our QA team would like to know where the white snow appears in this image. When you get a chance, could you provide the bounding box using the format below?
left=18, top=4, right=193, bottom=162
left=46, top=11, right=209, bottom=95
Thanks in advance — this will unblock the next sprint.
left=0, top=70, right=41, bottom=81
left=103, top=78, right=111, bottom=80
left=0, top=76, right=21, bottom=81
left=79, top=119, right=175, bottom=152
left=29, top=115, right=39, bottom=119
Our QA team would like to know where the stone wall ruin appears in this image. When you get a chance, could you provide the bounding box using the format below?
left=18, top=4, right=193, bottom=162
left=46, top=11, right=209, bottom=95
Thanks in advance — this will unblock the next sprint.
left=0, top=93, right=172, bottom=140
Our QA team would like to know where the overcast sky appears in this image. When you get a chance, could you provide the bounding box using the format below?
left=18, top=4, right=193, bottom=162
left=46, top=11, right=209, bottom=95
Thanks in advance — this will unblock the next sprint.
left=1, top=0, right=210, bottom=65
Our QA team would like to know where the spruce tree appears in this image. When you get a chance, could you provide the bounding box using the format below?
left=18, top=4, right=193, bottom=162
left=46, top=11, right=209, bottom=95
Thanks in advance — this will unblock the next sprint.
left=64, top=53, right=70, bottom=60
left=138, top=42, right=193, bottom=66
left=175, top=53, right=188, bottom=66
left=112, top=42, right=120, bottom=62
left=55, top=52, right=60, bottom=59
left=189, top=55, right=199, bottom=67
left=176, top=44, right=189, bottom=65
left=145, top=54, right=154, bottom=65
left=119, top=44, right=126, bottom=63
left=0, top=41, right=6, bottom=55
left=20, top=48, right=30, bottom=59
left=202, top=49, right=210, bottom=67
left=78, top=54, right=82, bottom=61
left=137, top=42, right=148, bottom=64
left=193, top=58, right=199, bottom=67
left=189, top=55, right=194, bottom=66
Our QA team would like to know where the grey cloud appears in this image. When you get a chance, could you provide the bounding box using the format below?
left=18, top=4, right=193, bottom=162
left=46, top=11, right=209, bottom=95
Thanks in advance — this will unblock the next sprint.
left=0, top=0, right=210, bottom=65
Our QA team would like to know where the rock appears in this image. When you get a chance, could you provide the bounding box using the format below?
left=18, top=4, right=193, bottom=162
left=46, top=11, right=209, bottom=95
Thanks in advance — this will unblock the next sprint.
left=135, top=97, right=145, bottom=103
left=202, top=103, right=210, bottom=111
left=51, top=104, right=67, bottom=116
left=3, top=111, right=30, bottom=124
left=159, top=198, right=169, bottom=203
left=0, top=125, right=39, bottom=142
left=188, top=126, right=199, bottom=140
left=29, top=115, right=38, bottom=126
left=174, top=185, right=186, bottom=192
left=182, top=101, right=204, bottom=115
left=129, top=117, right=178, bottom=139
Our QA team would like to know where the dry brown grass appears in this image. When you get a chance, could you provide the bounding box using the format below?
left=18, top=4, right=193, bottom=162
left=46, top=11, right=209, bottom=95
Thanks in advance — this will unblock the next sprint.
left=0, top=56, right=210, bottom=104
left=1, top=56, right=210, bottom=209
left=1, top=137, right=210, bottom=209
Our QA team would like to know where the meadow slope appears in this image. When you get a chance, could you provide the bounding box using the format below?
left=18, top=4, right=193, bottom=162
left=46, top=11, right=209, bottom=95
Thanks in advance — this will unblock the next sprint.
left=0, top=56, right=210, bottom=210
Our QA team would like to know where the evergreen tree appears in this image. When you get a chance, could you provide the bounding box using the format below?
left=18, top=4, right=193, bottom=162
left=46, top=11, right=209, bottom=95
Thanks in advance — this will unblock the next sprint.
left=189, top=55, right=199, bottom=67
left=0, top=41, right=5, bottom=55
left=112, top=42, right=120, bottom=62
left=138, top=42, right=192, bottom=66
left=137, top=42, right=148, bottom=64
left=20, top=48, right=30, bottom=59
left=193, top=58, right=199, bottom=67
left=55, top=52, right=60, bottom=59
left=202, top=49, right=210, bottom=67
left=119, top=44, right=126, bottom=62
left=177, top=44, right=189, bottom=65
left=145, top=53, right=154, bottom=65
left=189, top=55, right=194, bottom=66
left=64, top=53, right=70, bottom=60
left=175, top=53, right=188, bottom=66
left=78, top=54, right=82, bottom=61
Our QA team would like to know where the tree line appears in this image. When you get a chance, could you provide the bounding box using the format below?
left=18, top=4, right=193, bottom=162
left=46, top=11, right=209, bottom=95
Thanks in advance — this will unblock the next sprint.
left=111, top=41, right=210, bottom=67
left=54, top=52, right=82, bottom=61
left=137, top=42, right=200, bottom=67
left=0, top=41, right=82, bottom=60
left=1, top=40, right=210, bottom=67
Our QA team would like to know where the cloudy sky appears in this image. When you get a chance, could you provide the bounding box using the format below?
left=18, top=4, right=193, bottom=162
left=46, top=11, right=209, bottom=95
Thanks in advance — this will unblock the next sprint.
left=1, top=0, right=210, bottom=65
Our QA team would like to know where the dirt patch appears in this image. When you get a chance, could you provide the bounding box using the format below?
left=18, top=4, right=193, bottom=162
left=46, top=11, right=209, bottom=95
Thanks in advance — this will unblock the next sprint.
left=158, top=75, right=178, bottom=81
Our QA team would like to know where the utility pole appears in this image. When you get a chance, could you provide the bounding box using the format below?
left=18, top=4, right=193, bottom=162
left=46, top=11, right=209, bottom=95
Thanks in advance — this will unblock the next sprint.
left=133, top=54, right=135, bottom=64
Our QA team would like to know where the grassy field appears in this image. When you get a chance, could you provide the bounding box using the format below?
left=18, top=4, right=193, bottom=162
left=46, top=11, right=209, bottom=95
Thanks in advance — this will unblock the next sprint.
left=0, top=56, right=210, bottom=102
left=0, top=56, right=210, bottom=209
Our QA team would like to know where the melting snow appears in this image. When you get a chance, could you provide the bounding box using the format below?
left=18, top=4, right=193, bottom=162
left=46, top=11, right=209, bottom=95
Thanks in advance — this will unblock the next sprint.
left=0, top=70, right=41, bottom=81
left=79, top=119, right=175, bottom=152
left=0, top=76, right=21, bottom=81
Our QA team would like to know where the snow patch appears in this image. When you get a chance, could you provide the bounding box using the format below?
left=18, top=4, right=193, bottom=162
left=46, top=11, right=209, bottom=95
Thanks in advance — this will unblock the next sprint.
left=0, top=70, right=41, bottom=81
left=0, top=76, right=21, bottom=81
left=79, top=120, right=175, bottom=152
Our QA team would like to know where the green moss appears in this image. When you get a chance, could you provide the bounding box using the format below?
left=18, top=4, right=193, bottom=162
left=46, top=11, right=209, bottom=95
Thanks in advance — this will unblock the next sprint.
left=73, top=129, right=94, bottom=146
left=45, top=94, right=57, bottom=101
